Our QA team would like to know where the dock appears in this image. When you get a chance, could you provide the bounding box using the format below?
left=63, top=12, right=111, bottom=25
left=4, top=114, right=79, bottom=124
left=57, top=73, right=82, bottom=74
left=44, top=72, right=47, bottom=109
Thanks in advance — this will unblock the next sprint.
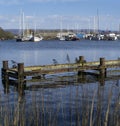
left=1, top=56, right=120, bottom=93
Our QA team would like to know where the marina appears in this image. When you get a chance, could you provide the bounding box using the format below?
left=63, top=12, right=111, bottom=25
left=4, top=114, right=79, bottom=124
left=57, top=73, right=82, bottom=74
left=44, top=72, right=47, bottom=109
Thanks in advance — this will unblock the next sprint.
left=0, top=0, right=120, bottom=125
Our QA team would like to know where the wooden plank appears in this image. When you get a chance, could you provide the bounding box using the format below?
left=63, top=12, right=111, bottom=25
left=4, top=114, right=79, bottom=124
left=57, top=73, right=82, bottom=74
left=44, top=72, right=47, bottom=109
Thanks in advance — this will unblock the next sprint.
left=8, top=72, right=18, bottom=79
left=4, top=59, right=120, bottom=79
left=8, top=59, right=120, bottom=71
left=24, top=67, right=79, bottom=76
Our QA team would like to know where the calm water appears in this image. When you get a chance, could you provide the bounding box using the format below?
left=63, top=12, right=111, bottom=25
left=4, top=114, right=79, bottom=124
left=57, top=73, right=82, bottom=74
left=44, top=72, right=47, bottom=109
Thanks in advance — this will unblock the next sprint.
left=1, top=39, right=120, bottom=66
left=0, top=40, right=120, bottom=126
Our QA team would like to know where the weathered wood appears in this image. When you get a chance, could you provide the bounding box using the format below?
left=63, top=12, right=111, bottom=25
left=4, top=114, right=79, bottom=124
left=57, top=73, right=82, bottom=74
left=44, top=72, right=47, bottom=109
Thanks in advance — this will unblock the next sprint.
left=100, top=57, right=105, bottom=66
left=3, top=61, right=9, bottom=69
left=79, top=56, right=84, bottom=62
left=9, top=59, right=120, bottom=72
left=2, top=61, right=9, bottom=93
left=17, top=63, right=24, bottom=87
left=8, top=72, right=18, bottom=79
left=1, top=57, right=120, bottom=87
left=17, top=63, right=25, bottom=95
left=98, top=58, right=106, bottom=85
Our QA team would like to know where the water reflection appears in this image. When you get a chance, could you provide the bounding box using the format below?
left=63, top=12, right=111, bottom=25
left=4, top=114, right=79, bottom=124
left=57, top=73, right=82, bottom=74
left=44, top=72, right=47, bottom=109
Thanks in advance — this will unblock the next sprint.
left=0, top=40, right=120, bottom=66
left=0, top=78, right=120, bottom=126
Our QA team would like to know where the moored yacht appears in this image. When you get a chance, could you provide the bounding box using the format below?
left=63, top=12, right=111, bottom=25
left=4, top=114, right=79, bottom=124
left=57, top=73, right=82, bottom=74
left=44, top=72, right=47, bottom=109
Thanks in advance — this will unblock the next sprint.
left=29, top=36, right=43, bottom=42
left=59, top=36, right=65, bottom=41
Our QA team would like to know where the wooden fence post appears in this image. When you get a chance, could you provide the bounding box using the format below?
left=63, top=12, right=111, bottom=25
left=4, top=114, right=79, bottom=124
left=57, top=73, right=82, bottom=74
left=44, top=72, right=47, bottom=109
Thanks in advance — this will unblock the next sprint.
left=78, top=56, right=86, bottom=82
left=18, top=63, right=25, bottom=95
left=2, top=61, right=9, bottom=93
left=79, top=56, right=84, bottom=62
left=99, top=58, right=106, bottom=85
left=3, top=61, right=8, bottom=69
left=100, top=58, right=105, bottom=66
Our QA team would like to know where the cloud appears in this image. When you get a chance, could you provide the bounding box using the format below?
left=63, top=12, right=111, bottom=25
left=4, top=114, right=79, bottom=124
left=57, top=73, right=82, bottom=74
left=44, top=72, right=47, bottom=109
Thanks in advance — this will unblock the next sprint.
left=0, top=0, right=21, bottom=5
left=0, top=14, right=119, bottom=31
left=0, top=0, right=85, bottom=5
left=28, top=0, right=81, bottom=3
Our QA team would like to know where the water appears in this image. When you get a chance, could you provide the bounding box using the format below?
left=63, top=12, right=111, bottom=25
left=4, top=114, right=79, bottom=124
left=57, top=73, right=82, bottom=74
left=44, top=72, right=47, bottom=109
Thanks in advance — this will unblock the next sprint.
left=1, top=40, right=120, bottom=65
left=0, top=40, right=120, bottom=126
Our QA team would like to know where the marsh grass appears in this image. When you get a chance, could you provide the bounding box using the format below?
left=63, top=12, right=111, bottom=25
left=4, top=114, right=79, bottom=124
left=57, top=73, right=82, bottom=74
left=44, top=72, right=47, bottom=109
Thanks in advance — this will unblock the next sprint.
left=0, top=81, right=120, bottom=126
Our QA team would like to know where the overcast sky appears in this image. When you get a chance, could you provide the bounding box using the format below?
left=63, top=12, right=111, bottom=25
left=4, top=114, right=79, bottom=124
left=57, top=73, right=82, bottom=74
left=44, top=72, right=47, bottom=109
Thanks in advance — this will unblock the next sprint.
left=0, top=0, right=120, bottom=31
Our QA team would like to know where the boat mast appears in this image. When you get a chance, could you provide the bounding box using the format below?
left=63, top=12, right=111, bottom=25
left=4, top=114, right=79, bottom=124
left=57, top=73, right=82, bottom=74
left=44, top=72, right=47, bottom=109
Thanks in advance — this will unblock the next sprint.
left=94, top=16, right=96, bottom=34
left=22, top=11, right=25, bottom=37
left=119, top=24, right=120, bottom=34
left=34, top=20, right=37, bottom=36
left=60, top=16, right=63, bottom=37
left=97, top=9, right=99, bottom=34
left=18, top=10, right=23, bottom=38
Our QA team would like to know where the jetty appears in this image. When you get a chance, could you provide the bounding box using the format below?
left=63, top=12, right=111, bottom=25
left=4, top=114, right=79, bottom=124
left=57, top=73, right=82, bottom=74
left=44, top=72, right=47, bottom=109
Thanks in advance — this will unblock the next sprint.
left=1, top=56, right=120, bottom=93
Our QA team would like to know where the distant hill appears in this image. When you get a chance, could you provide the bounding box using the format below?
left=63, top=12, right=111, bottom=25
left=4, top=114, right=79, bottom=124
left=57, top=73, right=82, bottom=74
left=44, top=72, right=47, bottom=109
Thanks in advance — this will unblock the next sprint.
left=0, top=27, right=14, bottom=40
left=5, top=29, right=19, bottom=35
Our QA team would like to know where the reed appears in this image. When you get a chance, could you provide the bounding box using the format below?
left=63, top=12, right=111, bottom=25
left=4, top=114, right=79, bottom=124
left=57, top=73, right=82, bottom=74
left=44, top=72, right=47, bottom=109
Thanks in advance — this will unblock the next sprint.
left=90, top=90, right=96, bottom=126
left=0, top=80, right=119, bottom=126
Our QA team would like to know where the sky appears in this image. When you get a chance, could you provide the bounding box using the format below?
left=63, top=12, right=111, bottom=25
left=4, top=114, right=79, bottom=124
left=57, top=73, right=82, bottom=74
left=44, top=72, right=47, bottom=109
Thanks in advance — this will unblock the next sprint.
left=0, top=0, right=120, bottom=31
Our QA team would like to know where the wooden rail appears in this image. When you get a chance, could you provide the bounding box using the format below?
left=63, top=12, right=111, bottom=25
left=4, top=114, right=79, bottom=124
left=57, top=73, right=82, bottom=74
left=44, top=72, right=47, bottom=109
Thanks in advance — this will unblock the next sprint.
left=1, top=56, right=120, bottom=92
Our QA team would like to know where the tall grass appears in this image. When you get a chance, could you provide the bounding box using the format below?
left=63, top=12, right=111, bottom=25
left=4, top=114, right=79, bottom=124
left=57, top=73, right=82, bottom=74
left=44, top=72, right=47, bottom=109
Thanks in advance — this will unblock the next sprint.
left=0, top=81, right=120, bottom=126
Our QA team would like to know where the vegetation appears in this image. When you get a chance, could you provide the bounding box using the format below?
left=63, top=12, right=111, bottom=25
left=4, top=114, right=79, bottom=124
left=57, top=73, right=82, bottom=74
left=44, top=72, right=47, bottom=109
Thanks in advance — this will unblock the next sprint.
left=0, top=56, right=120, bottom=125
left=0, top=79, right=120, bottom=126
left=0, top=27, right=14, bottom=40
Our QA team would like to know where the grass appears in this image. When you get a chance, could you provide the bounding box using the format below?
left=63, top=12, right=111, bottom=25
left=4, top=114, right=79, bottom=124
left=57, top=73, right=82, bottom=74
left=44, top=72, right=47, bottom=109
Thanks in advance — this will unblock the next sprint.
left=0, top=80, right=120, bottom=126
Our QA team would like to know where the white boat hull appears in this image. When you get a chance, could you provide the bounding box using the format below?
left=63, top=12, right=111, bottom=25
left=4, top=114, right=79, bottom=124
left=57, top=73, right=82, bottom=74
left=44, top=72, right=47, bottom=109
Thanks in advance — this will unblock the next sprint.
left=30, top=36, right=43, bottom=42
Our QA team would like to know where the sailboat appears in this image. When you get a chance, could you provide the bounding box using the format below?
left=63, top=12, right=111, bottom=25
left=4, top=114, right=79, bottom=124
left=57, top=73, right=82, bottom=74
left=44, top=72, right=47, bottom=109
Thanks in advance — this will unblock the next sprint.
left=16, top=11, right=32, bottom=42
left=30, top=36, right=43, bottom=42
left=58, top=16, right=65, bottom=41
left=29, top=22, right=43, bottom=42
left=29, top=33, right=43, bottom=42
left=16, top=11, right=24, bottom=42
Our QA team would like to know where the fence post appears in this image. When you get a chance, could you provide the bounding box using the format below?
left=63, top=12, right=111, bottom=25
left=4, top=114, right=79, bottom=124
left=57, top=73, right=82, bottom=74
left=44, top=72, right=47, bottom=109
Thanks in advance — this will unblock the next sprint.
left=99, top=58, right=106, bottom=85
left=79, top=56, right=85, bottom=66
left=2, top=61, right=9, bottom=93
left=77, top=56, right=86, bottom=82
left=18, top=63, right=25, bottom=95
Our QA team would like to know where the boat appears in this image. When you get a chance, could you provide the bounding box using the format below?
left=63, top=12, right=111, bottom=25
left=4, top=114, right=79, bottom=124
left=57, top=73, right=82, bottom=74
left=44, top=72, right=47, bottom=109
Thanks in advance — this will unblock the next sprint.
left=16, top=37, right=22, bottom=42
left=65, top=36, right=79, bottom=41
left=56, top=32, right=66, bottom=41
left=59, top=35, right=65, bottom=41
left=16, top=34, right=32, bottom=42
left=29, top=36, right=43, bottom=42
left=57, top=16, right=66, bottom=41
left=16, top=11, right=32, bottom=42
left=65, top=33, right=79, bottom=41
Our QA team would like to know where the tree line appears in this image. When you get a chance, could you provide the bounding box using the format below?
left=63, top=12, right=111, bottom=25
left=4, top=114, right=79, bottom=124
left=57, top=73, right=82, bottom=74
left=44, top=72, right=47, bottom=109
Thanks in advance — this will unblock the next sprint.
left=0, top=27, right=14, bottom=40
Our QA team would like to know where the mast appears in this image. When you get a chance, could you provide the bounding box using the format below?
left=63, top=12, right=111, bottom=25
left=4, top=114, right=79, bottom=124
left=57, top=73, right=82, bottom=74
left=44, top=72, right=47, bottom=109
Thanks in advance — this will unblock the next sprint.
left=60, top=16, right=63, bottom=37
left=94, top=16, right=96, bottom=34
left=119, top=24, right=120, bottom=34
left=22, top=12, right=25, bottom=37
left=18, top=10, right=23, bottom=38
left=97, top=9, right=99, bottom=34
